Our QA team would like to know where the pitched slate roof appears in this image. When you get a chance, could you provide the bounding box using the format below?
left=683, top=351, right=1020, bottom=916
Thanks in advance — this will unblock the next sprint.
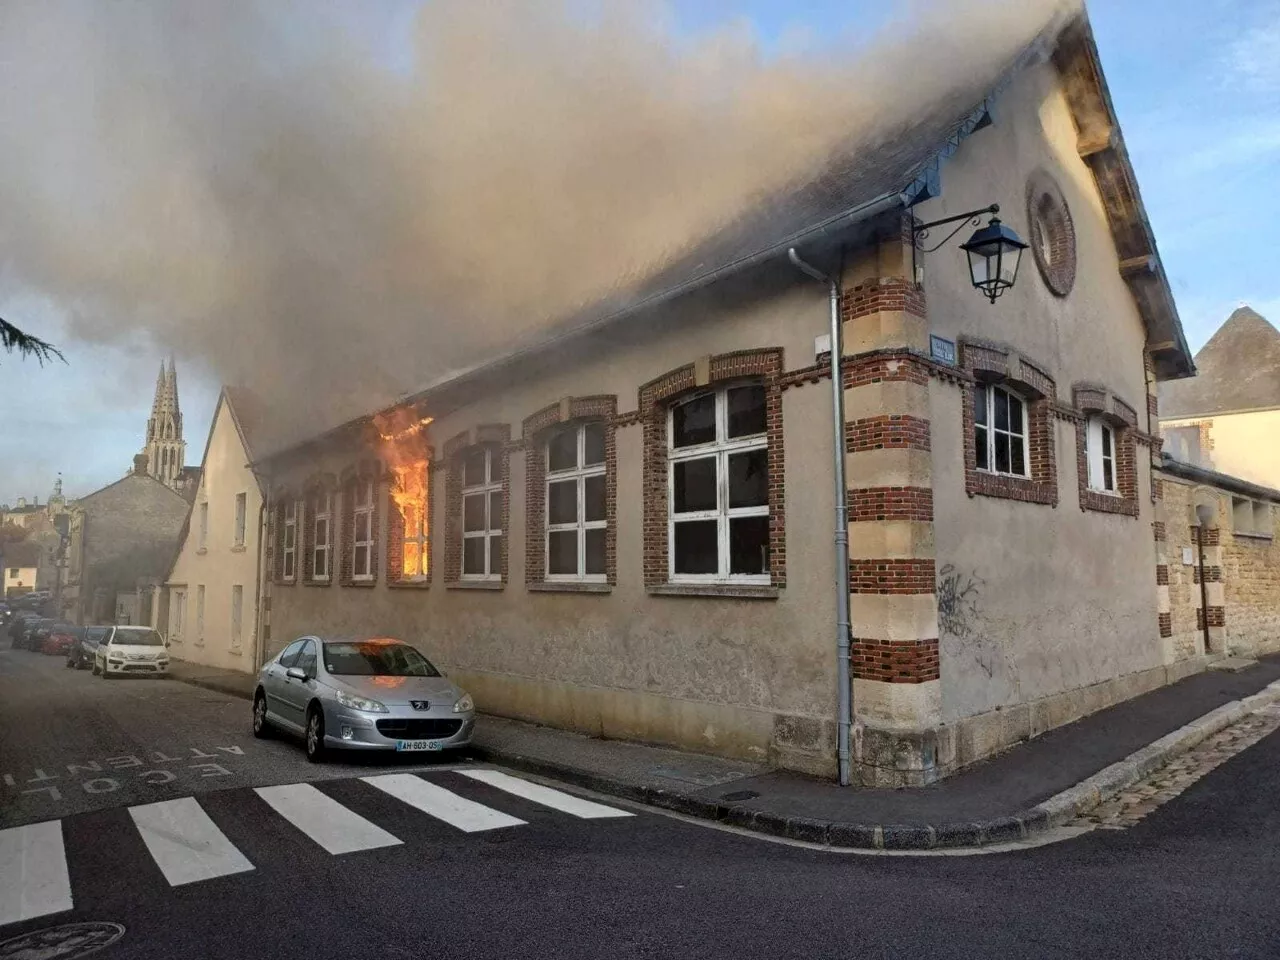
left=1160, top=307, right=1280, bottom=418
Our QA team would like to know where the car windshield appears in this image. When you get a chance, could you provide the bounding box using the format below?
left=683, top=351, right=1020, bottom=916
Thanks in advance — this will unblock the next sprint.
left=114, top=628, right=164, bottom=647
left=323, top=641, right=441, bottom=677
left=86, top=627, right=108, bottom=641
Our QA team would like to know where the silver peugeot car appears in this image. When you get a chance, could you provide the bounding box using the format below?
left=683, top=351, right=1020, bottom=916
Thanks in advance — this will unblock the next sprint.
left=252, top=636, right=475, bottom=762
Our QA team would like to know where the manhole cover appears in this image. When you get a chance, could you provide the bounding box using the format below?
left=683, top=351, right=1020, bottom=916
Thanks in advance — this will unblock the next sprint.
left=0, top=922, right=125, bottom=959
left=720, top=790, right=760, bottom=802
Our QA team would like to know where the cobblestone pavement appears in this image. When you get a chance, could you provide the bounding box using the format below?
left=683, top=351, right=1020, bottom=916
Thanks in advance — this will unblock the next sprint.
left=1071, top=702, right=1280, bottom=830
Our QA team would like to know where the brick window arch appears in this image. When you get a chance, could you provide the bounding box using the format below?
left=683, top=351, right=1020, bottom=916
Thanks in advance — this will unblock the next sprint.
left=1072, top=383, right=1139, bottom=517
left=443, top=425, right=511, bottom=586
left=522, top=396, right=617, bottom=588
left=960, top=340, right=1058, bottom=506
left=639, top=349, right=785, bottom=590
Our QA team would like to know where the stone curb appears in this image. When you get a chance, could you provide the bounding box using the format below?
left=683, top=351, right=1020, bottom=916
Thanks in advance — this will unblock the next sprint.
left=173, top=668, right=1280, bottom=851
left=474, top=680, right=1280, bottom=852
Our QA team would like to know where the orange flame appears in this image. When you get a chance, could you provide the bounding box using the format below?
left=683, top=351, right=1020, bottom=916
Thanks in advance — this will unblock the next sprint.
left=375, top=409, right=433, bottom=579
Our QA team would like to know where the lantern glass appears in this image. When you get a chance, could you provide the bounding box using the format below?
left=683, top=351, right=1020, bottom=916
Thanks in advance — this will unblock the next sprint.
left=961, top=218, right=1028, bottom=302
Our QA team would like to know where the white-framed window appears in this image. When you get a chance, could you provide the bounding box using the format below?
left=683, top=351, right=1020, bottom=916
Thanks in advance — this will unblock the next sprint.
left=974, top=384, right=1030, bottom=478
left=171, top=589, right=185, bottom=640
left=281, top=500, right=298, bottom=581
left=399, top=467, right=429, bottom=581
left=198, top=502, right=208, bottom=550
left=352, top=480, right=375, bottom=580
left=546, top=422, right=607, bottom=580
left=668, top=384, right=770, bottom=582
left=312, top=493, right=332, bottom=581
left=233, top=492, right=247, bottom=547
left=230, top=585, right=243, bottom=651
left=195, top=584, right=205, bottom=646
left=461, top=447, right=503, bottom=580
left=1086, top=417, right=1116, bottom=493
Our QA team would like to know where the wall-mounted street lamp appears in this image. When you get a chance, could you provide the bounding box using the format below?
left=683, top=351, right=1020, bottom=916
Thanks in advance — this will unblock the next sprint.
left=913, top=203, right=1029, bottom=303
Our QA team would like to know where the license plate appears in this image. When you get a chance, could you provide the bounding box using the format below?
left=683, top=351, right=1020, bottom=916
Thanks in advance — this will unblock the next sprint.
left=395, top=739, right=443, bottom=752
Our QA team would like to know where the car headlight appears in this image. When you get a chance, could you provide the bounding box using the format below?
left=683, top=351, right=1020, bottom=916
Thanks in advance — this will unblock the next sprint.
left=453, top=693, right=474, bottom=713
left=336, top=690, right=389, bottom=713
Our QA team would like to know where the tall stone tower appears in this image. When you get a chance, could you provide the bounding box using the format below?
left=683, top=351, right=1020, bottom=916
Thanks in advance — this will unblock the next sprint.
left=139, top=358, right=187, bottom=490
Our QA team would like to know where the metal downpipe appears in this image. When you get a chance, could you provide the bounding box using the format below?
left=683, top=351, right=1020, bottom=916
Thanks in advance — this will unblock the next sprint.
left=787, top=248, right=852, bottom=787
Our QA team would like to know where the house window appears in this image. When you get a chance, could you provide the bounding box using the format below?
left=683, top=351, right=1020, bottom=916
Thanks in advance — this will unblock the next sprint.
left=462, top=447, right=503, bottom=579
left=198, top=502, right=208, bottom=550
left=1086, top=417, right=1116, bottom=493
left=171, top=590, right=185, bottom=640
left=546, top=422, right=607, bottom=580
left=233, top=493, right=247, bottom=547
left=974, top=384, right=1029, bottom=478
left=7, top=568, right=16, bottom=578
left=668, top=384, right=769, bottom=582
left=312, top=493, right=332, bottom=581
left=195, top=585, right=205, bottom=645
left=400, top=468, right=429, bottom=581
left=352, top=481, right=376, bottom=580
left=230, top=585, right=243, bottom=651
left=281, top=501, right=298, bottom=582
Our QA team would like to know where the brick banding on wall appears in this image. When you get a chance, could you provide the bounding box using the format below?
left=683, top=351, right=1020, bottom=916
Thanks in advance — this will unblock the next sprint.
left=1158, top=612, right=1172, bottom=637
left=848, top=487, right=933, bottom=522
left=839, top=279, right=927, bottom=322
left=850, top=638, right=940, bottom=683
left=1147, top=393, right=1159, bottom=417
left=1192, top=565, right=1223, bottom=584
left=639, top=348, right=786, bottom=589
left=1197, top=606, right=1226, bottom=629
left=1156, top=564, right=1169, bottom=586
left=522, top=396, right=618, bottom=587
left=845, top=415, right=931, bottom=452
left=1153, top=521, right=1166, bottom=541
left=1192, top=526, right=1221, bottom=546
left=848, top=558, right=935, bottom=594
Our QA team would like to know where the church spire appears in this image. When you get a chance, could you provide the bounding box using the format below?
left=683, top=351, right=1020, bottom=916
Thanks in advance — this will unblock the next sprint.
left=139, top=356, right=188, bottom=492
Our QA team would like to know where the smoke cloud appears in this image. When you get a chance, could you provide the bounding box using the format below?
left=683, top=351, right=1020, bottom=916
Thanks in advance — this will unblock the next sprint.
left=0, top=0, right=1078, bottom=449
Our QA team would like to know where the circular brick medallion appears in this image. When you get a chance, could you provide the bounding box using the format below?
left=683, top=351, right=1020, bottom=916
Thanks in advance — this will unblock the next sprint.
left=1026, top=171, right=1076, bottom=297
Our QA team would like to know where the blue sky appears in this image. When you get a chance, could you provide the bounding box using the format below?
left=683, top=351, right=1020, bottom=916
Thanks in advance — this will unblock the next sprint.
left=2, top=0, right=1278, bottom=505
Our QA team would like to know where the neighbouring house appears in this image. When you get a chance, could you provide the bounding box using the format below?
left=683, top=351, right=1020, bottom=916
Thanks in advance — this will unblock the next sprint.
left=3, top=541, right=41, bottom=597
left=253, top=14, right=1207, bottom=786
left=63, top=461, right=190, bottom=625
left=1154, top=456, right=1280, bottom=660
left=1159, top=306, right=1280, bottom=490
left=161, top=387, right=269, bottom=672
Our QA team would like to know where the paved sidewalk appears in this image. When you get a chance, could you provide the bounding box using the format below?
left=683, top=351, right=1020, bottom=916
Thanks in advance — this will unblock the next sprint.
left=167, top=654, right=1280, bottom=850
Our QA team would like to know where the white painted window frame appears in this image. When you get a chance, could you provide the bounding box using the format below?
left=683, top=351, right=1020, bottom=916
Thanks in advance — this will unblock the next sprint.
left=461, top=447, right=503, bottom=581
left=281, top=500, right=298, bottom=582
left=667, top=386, right=770, bottom=585
left=230, top=584, right=243, bottom=652
left=352, top=481, right=375, bottom=581
left=1086, top=416, right=1117, bottom=494
left=975, top=383, right=1031, bottom=479
left=545, top=423, right=607, bottom=582
left=233, top=492, right=247, bottom=547
left=312, top=493, right=332, bottom=581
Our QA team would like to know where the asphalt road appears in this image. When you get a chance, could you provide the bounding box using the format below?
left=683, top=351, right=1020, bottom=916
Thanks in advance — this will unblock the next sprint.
left=3, top=646, right=1280, bottom=960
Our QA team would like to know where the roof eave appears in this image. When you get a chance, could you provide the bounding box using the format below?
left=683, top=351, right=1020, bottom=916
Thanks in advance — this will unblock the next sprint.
left=1051, top=15, right=1195, bottom=382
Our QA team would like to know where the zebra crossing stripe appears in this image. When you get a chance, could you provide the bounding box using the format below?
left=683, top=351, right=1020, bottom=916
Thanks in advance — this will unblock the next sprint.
left=255, top=783, right=402, bottom=855
left=362, top=774, right=526, bottom=832
left=129, top=797, right=255, bottom=886
left=459, top=769, right=634, bottom=819
left=0, top=820, right=73, bottom=926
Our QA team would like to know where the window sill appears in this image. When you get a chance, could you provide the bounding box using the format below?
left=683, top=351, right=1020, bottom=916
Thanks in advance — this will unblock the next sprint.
left=388, top=579, right=431, bottom=590
left=196, top=548, right=208, bottom=556
left=447, top=580, right=505, bottom=591
left=1233, top=531, right=1275, bottom=542
left=343, top=579, right=376, bottom=589
left=529, top=582, right=611, bottom=594
left=1080, top=489, right=1139, bottom=517
left=231, top=545, right=247, bottom=553
left=304, top=578, right=332, bottom=587
left=648, top=583, right=779, bottom=600
left=967, top=470, right=1057, bottom=506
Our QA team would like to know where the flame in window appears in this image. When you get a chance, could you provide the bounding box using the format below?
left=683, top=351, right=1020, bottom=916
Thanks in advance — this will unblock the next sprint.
left=376, top=409, right=433, bottom=579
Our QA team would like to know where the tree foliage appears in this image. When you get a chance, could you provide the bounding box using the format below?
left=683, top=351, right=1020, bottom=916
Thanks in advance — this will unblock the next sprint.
left=1, top=317, right=65, bottom=365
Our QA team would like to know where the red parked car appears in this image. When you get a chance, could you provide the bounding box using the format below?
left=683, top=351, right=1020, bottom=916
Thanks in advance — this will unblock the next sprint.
left=41, top=624, right=81, bottom=656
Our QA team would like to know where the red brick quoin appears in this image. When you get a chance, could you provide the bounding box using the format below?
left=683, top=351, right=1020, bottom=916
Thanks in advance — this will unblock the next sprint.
left=850, top=638, right=940, bottom=683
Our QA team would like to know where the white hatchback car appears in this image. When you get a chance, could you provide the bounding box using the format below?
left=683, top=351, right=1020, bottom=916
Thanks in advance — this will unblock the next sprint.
left=94, top=625, right=171, bottom=678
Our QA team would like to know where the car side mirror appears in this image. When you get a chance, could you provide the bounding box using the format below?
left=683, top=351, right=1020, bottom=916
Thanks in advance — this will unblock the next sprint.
left=286, top=667, right=307, bottom=681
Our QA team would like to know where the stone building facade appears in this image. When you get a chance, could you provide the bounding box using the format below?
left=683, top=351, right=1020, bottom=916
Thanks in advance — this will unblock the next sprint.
left=253, top=16, right=1216, bottom=784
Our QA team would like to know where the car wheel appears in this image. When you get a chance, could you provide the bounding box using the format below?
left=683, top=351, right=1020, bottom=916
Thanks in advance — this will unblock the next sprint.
left=91, top=661, right=100, bottom=675
left=65, top=657, right=75, bottom=669
left=305, top=707, right=326, bottom=763
left=252, top=691, right=272, bottom=739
